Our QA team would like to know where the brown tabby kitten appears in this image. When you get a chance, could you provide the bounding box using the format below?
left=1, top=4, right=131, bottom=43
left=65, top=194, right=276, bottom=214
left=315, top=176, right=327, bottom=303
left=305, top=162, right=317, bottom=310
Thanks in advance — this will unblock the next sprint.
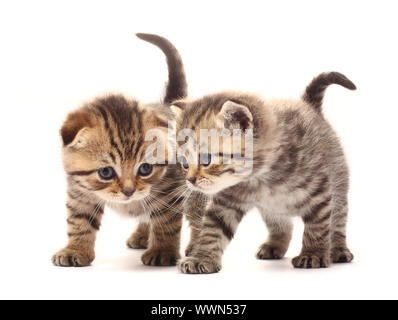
left=52, top=33, right=187, bottom=267
left=173, top=72, right=356, bottom=273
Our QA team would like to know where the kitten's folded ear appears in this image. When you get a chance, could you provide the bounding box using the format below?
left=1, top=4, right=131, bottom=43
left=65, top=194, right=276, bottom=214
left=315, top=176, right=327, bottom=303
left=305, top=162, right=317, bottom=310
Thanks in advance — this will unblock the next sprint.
left=60, top=110, right=95, bottom=147
left=217, top=101, right=253, bottom=130
left=170, top=100, right=186, bottom=118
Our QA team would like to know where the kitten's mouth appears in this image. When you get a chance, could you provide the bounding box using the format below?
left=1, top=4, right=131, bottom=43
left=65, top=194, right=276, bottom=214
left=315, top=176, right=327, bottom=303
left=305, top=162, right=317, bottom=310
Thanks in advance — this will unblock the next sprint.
left=109, top=197, right=135, bottom=204
left=186, top=182, right=214, bottom=194
left=110, top=194, right=147, bottom=203
left=189, top=185, right=203, bottom=192
left=186, top=181, right=202, bottom=191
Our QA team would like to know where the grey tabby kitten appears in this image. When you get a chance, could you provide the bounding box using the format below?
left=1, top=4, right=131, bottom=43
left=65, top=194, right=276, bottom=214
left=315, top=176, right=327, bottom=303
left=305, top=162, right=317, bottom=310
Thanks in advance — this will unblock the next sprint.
left=172, top=72, right=355, bottom=273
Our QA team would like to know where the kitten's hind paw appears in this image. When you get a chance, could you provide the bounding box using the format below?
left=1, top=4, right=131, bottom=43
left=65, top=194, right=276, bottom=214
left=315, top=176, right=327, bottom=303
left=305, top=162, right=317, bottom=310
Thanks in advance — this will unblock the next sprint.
left=126, top=232, right=148, bottom=249
left=256, top=243, right=287, bottom=260
left=52, top=248, right=94, bottom=267
left=141, top=249, right=180, bottom=266
left=179, top=257, right=221, bottom=274
left=332, top=247, right=354, bottom=263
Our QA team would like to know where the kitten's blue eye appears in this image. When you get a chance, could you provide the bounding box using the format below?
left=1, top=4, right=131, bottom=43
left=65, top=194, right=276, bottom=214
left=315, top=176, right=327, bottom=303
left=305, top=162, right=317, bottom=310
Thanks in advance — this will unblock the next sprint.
left=179, top=156, right=189, bottom=169
left=98, top=167, right=115, bottom=180
left=138, top=163, right=153, bottom=176
left=200, top=153, right=211, bottom=167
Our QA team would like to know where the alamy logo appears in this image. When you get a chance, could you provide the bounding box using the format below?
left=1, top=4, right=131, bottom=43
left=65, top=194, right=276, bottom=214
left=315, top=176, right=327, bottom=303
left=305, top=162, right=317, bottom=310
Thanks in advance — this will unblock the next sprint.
left=143, top=121, right=254, bottom=175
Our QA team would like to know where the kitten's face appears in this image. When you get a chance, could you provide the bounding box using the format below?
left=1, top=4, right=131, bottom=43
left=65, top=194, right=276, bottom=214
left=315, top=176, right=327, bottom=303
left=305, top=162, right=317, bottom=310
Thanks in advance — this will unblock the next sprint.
left=174, top=98, right=254, bottom=195
left=180, top=154, right=250, bottom=195
left=62, top=95, right=170, bottom=203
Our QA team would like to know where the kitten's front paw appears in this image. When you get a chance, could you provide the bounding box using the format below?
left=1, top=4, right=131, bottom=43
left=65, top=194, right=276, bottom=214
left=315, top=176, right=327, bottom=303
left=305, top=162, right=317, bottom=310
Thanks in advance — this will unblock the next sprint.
left=141, top=249, right=180, bottom=266
left=332, top=247, right=354, bottom=263
left=256, top=243, right=287, bottom=260
left=292, top=252, right=331, bottom=269
left=52, top=248, right=94, bottom=267
left=179, top=257, right=221, bottom=274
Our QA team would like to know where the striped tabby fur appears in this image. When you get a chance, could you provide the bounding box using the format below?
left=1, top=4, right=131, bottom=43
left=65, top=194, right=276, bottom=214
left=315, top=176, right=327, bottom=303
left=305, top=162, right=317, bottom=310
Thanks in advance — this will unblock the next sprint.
left=52, top=34, right=187, bottom=267
left=175, top=72, right=356, bottom=273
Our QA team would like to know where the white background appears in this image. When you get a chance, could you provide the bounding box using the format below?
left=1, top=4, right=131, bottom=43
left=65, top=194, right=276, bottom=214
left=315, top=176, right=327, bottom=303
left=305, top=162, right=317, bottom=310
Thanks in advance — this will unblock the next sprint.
left=0, top=0, right=397, bottom=300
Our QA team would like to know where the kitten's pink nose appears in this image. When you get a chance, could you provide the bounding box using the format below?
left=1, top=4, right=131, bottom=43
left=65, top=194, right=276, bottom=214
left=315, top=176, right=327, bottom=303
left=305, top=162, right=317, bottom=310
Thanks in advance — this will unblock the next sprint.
left=122, top=189, right=135, bottom=197
left=187, top=177, right=196, bottom=185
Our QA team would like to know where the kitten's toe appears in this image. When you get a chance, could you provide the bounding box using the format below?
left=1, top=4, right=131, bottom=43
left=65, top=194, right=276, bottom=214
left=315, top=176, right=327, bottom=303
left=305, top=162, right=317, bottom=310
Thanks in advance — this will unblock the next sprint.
left=52, top=248, right=94, bottom=267
left=126, top=233, right=148, bottom=249
left=292, top=252, right=331, bottom=269
left=178, top=257, right=221, bottom=274
left=141, top=249, right=180, bottom=266
left=332, top=247, right=354, bottom=263
left=256, top=243, right=286, bottom=260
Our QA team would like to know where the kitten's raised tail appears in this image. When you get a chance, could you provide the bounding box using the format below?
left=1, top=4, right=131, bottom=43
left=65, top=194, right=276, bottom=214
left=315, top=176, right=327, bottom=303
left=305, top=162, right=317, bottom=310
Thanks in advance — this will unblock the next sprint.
left=136, top=33, right=187, bottom=104
left=302, top=72, right=356, bottom=110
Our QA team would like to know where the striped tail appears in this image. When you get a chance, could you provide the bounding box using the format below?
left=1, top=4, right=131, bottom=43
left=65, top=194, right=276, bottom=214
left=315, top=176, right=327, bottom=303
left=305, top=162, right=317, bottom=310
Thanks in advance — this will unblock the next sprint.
left=302, top=72, right=356, bottom=110
left=136, top=33, right=187, bottom=104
